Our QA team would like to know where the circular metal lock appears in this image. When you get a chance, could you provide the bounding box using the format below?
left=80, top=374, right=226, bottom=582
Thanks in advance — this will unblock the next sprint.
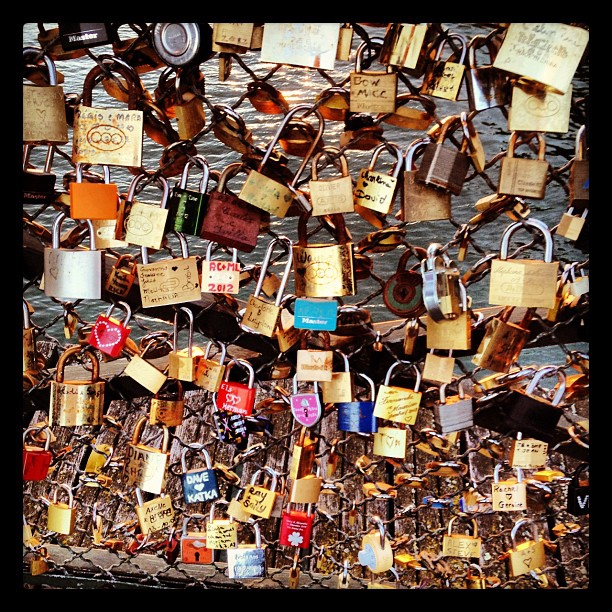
left=383, top=247, right=427, bottom=317
left=152, top=23, right=213, bottom=67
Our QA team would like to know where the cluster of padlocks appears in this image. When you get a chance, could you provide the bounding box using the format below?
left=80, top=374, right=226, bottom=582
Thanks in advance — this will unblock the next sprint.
left=22, top=23, right=589, bottom=589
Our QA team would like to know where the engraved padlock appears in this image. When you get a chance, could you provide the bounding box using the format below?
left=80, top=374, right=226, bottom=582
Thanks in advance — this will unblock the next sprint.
left=202, top=241, right=241, bottom=295
left=195, top=340, right=227, bottom=392
left=373, top=361, right=422, bottom=426
left=180, top=443, right=220, bottom=505
left=47, top=483, right=77, bottom=535
left=226, top=521, right=267, bottom=579
left=507, top=518, right=546, bottom=577
left=491, top=464, right=527, bottom=512
left=168, top=306, right=206, bottom=382
left=420, top=32, right=468, bottom=101
left=279, top=501, right=315, bottom=549
left=308, top=146, right=354, bottom=216
left=149, top=377, right=184, bottom=427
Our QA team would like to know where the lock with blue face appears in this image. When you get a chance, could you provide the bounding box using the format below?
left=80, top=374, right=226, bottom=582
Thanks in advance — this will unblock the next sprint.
left=180, top=443, right=220, bottom=505
left=294, top=298, right=338, bottom=331
left=337, top=372, right=378, bottom=433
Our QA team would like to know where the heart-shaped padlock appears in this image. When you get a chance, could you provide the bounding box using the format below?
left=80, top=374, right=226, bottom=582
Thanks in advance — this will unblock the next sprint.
left=383, top=247, right=427, bottom=317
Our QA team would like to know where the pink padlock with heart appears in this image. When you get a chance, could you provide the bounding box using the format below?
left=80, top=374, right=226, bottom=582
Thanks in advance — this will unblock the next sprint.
left=88, top=300, right=132, bottom=358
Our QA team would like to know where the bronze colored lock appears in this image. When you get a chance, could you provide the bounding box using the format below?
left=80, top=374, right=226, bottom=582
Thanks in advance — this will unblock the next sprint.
left=442, top=516, right=481, bottom=559
left=173, top=68, right=206, bottom=139
left=426, top=280, right=473, bottom=351
left=150, top=378, right=184, bottom=427
left=279, top=116, right=325, bottom=158
left=195, top=340, right=227, bottom=392
left=211, top=103, right=254, bottom=154
left=47, top=484, right=77, bottom=535
left=110, top=23, right=164, bottom=73
left=308, top=146, right=354, bottom=216
left=315, top=86, right=350, bottom=122
left=421, top=32, right=468, bottom=101
left=168, top=306, right=206, bottom=382
left=378, top=93, right=437, bottom=130
left=507, top=518, right=546, bottom=577
left=246, top=79, right=289, bottom=114
left=296, top=329, right=334, bottom=383
left=49, top=346, right=105, bottom=427
left=379, top=22, right=430, bottom=73
left=383, top=246, right=427, bottom=318
left=22, top=299, right=38, bottom=374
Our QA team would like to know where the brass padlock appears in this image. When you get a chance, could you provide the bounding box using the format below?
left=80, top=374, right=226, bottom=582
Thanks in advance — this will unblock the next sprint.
left=47, top=483, right=76, bottom=534
left=420, top=32, right=468, bottom=101
left=168, top=306, right=206, bottom=381
left=150, top=378, right=184, bottom=427
left=290, top=463, right=323, bottom=505
left=296, top=330, right=334, bottom=383
left=442, top=516, right=482, bottom=559
left=290, top=427, right=318, bottom=481
left=124, top=338, right=168, bottom=394
left=378, top=93, right=436, bottom=131
left=308, top=146, right=354, bottom=216
left=491, top=464, right=527, bottom=512
left=195, top=340, right=227, bottom=392
left=507, top=518, right=546, bottom=577
left=211, top=103, right=254, bottom=154
left=134, top=487, right=175, bottom=535
left=22, top=299, right=38, bottom=374
left=373, top=361, right=422, bottom=426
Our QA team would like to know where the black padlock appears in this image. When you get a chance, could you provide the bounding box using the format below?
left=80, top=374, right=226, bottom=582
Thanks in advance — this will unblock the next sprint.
left=23, top=144, right=56, bottom=204
left=567, top=463, right=589, bottom=516
left=212, top=406, right=248, bottom=450
left=57, top=23, right=114, bottom=51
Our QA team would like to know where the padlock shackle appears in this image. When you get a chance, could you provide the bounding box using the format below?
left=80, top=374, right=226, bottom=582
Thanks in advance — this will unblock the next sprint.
left=204, top=339, right=227, bottom=364
left=205, top=241, right=238, bottom=263
left=493, top=462, right=523, bottom=483
left=507, top=131, right=546, bottom=160
left=212, top=103, right=250, bottom=135
left=498, top=218, right=554, bottom=263
left=310, top=146, right=349, bottom=182
left=447, top=515, right=478, bottom=538
left=292, top=373, right=319, bottom=395
left=141, top=228, right=189, bottom=265
left=55, top=345, right=100, bottom=383
left=52, top=483, right=74, bottom=507
left=182, top=512, right=207, bottom=535
left=223, top=358, right=255, bottom=388
left=510, top=518, right=539, bottom=548
left=296, top=210, right=351, bottom=247
left=435, top=32, right=468, bottom=64
left=23, top=46, right=58, bottom=86
left=384, top=360, right=422, bottom=392
left=575, top=124, right=587, bottom=160
left=209, top=499, right=233, bottom=523
left=23, top=143, right=55, bottom=173
left=126, top=172, right=170, bottom=206
left=131, top=415, right=170, bottom=453
left=81, top=55, right=142, bottom=109
left=23, top=426, right=51, bottom=450
left=250, top=466, right=279, bottom=492
left=180, top=442, right=213, bottom=473
left=252, top=235, right=293, bottom=305
left=354, top=37, right=388, bottom=73
left=367, top=141, right=404, bottom=178
left=467, top=33, right=496, bottom=69
left=75, top=163, right=111, bottom=184
left=179, top=153, right=210, bottom=192
left=353, top=371, right=376, bottom=402
left=23, top=299, right=31, bottom=329
left=104, top=300, right=132, bottom=325
left=404, top=137, right=432, bottom=170
left=51, top=211, right=97, bottom=251
left=525, top=365, right=566, bottom=406
left=173, top=306, right=194, bottom=356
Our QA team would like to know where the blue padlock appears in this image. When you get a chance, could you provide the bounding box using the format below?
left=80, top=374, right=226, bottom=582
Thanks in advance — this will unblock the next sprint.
left=181, top=443, right=220, bottom=505
left=337, top=372, right=378, bottom=433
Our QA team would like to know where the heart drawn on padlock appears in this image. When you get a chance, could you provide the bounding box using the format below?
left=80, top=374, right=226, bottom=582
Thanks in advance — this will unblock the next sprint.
left=93, top=322, right=123, bottom=349
left=522, top=556, right=533, bottom=568
left=194, top=483, right=205, bottom=491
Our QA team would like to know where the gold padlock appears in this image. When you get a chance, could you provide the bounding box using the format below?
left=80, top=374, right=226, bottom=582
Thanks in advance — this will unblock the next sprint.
left=507, top=518, right=546, bottom=577
left=47, top=484, right=76, bottom=535
left=442, top=516, right=482, bottom=559
left=290, top=463, right=323, bottom=504
left=290, top=427, right=317, bottom=481
left=149, top=378, right=184, bottom=427
left=168, top=306, right=206, bottom=381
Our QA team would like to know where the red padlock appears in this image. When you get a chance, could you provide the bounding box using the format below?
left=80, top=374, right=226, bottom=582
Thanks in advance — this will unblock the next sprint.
left=215, top=358, right=256, bottom=416
left=279, top=502, right=314, bottom=549
left=87, top=301, right=132, bottom=358
left=23, top=426, right=53, bottom=481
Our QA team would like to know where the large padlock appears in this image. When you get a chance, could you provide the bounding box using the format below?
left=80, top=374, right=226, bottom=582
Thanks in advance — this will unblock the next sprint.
left=69, top=163, right=119, bottom=220
left=442, top=516, right=482, bottom=559
left=215, top=358, right=256, bottom=416
left=104, top=254, right=138, bottom=298
left=488, top=217, right=559, bottom=309
left=47, top=484, right=77, bottom=535
left=149, top=378, right=184, bottom=427
left=353, top=141, right=403, bottom=217
left=239, top=105, right=324, bottom=218
left=23, top=47, right=68, bottom=144
left=279, top=502, right=315, bottom=549
left=151, top=22, right=214, bottom=68
left=350, top=38, right=397, bottom=114
left=134, top=487, right=175, bottom=535
left=137, top=231, right=201, bottom=308
left=293, top=212, right=356, bottom=298
left=507, top=518, right=546, bottom=577
left=199, top=161, right=263, bottom=253
left=415, top=114, right=471, bottom=196
left=567, top=463, right=589, bottom=516
left=166, top=154, right=210, bottom=235
left=22, top=144, right=56, bottom=203
left=236, top=468, right=279, bottom=520
left=420, top=242, right=462, bottom=323
left=434, top=381, right=474, bottom=434
left=180, top=513, right=213, bottom=564
left=168, top=306, right=206, bottom=381
left=240, top=236, right=293, bottom=337
left=358, top=517, right=394, bottom=574
left=49, top=346, right=105, bottom=427
left=498, top=132, right=549, bottom=200
left=43, top=211, right=102, bottom=300
left=465, top=33, right=509, bottom=112
left=124, top=416, right=170, bottom=495
left=337, top=372, right=378, bottom=434
left=383, top=246, right=427, bottom=318
left=227, top=521, right=267, bottom=579
left=123, top=338, right=168, bottom=394
left=211, top=103, right=254, bottom=153
left=23, top=426, right=53, bottom=481
left=195, top=340, right=227, bottom=392
left=373, top=361, right=422, bottom=426
left=308, top=146, right=354, bottom=216
left=87, top=300, right=132, bottom=358
left=420, top=32, right=468, bottom=101
left=73, top=55, right=144, bottom=168
left=290, top=375, right=323, bottom=428
left=569, top=124, right=589, bottom=208
left=491, top=464, right=527, bottom=512
left=401, top=137, right=452, bottom=222
left=180, top=443, right=220, bottom=505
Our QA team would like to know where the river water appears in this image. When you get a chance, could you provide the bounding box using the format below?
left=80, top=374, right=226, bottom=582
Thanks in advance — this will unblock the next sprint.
left=22, top=22, right=589, bottom=368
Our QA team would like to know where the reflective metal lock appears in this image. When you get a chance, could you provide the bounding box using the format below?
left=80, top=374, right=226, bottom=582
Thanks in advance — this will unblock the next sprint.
left=124, top=416, right=170, bottom=495
left=296, top=330, right=334, bottom=383
left=57, top=22, right=113, bottom=51
left=104, top=254, right=138, bottom=298
left=87, top=300, right=132, bottom=358
left=434, top=381, right=474, bottom=434
left=180, top=513, right=213, bottom=564
left=134, top=488, right=175, bottom=535
left=421, top=243, right=462, bottom=322
left=308, top=146, right=354, bottom=216
left=279, top=502, right=314, bottom=549
left=216, top=358, right=256, bottom=417
left=124, top=339, right=168, bottom=394
left=180, top=443, right=220, bottom=505
left=337, top=372, right=378, bottom=433
left=227, top=522, right=266, bottom=579
left=237, top=469, right=279, bottom=520
left=70, top=163, right=119, bottom=220
left=557, top=206, right=588, bottom=243
left=373, top=361, right=422, bottom=426
left=507, top=519, right=546, bottom=577
left=173, top=70, right=206, bottom=139
left=168, top=306, right=205, bottom=381
left=421, top=32, right=468, bottom=100
left=465, top=33, right=509, bottom=111
left=23, top=426, right=53, bottom=481
left=245, top=78, right=290, bottom=114
left=291, top=375, right=323, bottom=428
left=151, top=22, right=214, bottom=68
left=379, top=22, right=429, bottom=71
left=314, top=86, right=350, bottom=122
left=150, top=378, right=184, bottom=427
left=43, top=212, right=102, bottom=301
left=442, top=516, right=482, bottom=559
left=567, top=463, right=589, bottom=516
left=290, top=427, right=318, bottom=481
left=195, top=340, right=227, bottom=392
left=47, top=484, right=76, bottom=535
left=290, top=463, right=323, bottom=505
left=426, top=280, right=473, bottom=351
left=49, top=346, right=105, bottom=427
left=491, top=464, right=527, bottom=512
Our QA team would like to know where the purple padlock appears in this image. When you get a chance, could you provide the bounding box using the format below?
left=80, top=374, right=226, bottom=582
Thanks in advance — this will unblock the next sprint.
left=290, top=375, right=322, bottom=427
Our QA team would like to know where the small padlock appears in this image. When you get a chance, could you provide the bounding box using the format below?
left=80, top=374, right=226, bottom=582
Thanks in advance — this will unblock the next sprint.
left=238, top=468, right=280, bottom=520
left=295, top=330, right=334, bottom=383
left=569, top=124, right=589, bottom=207
left=209, top=103, right=253, bottom=154
left=373, top=361, right=422, bottom=426
left=426, top=280, right=473, bottom=351
left=420, top=243, right=462, bottom=322
left=465, top=563, right=488, bottom=589
left=556, top=206, right=588, bottom=242
left=195, top=340, right=227, bottom=392
left=202, top=241, right=241, bottom=295
left=180, top=443, right=220, bottom=505
left=442, top=516, right=482, bottom=559
left=134, top=487, right=175, bottom=535
left=69, top=163, right=119, bottom=220
left=308, top=146, right=354, bottom=216
left=124, top=416, right=170, bottom=495
left=290, top=427, right=318, bottom=481
left=290, top=463, right=323, bottom=505
left=337, top=372, right=378, bottom=434
left=279, top=502, right=315, bottom=549
left=567, top=463, right=589, bottom=516
left=104, top=254, right=138, bottom=298
left=215, top=358, right=256, bottom=417
left=87, top=300, right=132, bottom=358
left=378, top=92, right=436, bottom=131
left=434, top=381, right=474, bottom=434
left=420, top=32, right=468, bottom=101
left=315, top=86, right=350, bottom=122
left=507, top=518, right=546, bottom=577
left=173, top=69, right=207, bottom=139
left=491, top=464, right=527, bottom=512
left=168, top=306, right=206, bottom=381
left=124, top=338, right=168, bottom=394
left=290, top=375, right=323, bottom=428
left=180, top=513, right=213, bottom=564
left=379, top=22, right=429, bottom=71
left=23, top=426, right=53, bottom=481
left=212, top=405, right=249, bottom=450
left=383, top=246, right=427, bottom=318
left=245, top=78, right=290, bottom=114
left=149, top=378, right=184, bottom=427
left=22, top=144, right=56, bottom=203
left=358, top=517, right=394, bottom=574
left=319, top=350, right=353, bottom=404
left=22, top=299, right=38, bottom=374
left=509, top=432, right=548, bottom=470
left=47, top=483, right=77, bottom=535
left=227, top=521, right=267, bottom=579
left=49, top=346, right=105, bottom=427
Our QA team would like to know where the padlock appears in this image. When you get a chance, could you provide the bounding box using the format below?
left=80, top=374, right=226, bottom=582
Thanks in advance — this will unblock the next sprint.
left=239, top=105, right=324, bottom=218
left=383, top=246, right=427, bottom=318
left=37, top=23, right=88, bottom=60
left=290, top=375, right=323, bottom=428
left=567, top=463, right=589, bottom=516
left=569, top=124, right=589, bottom=207
left=337, top=372, right=378, bottom=434
left=23, top=299, right=38, bottom=374
left=353, top=141, right=403, bottom=219
left=339, top=112, right=385, bottom=152
left=381, top=22, right=439, bottom=77
left=422, top=348, right=455, bottom=384
left=491, top=464, right=527, bottom=512
left=23, top=47, right=68, bottom=144
left=22, top=144, right=56, bottom=203
left=508, top=80, right=572, bottom=133
left=227, top=521, right=267, bottom=579
left=293, top=212, right=356, bottom=298
left=166, top=154, right=210, bottom=235
left=290, top=462, right=323, bottom=505
left=134, top=488, right=175, bottom=535
left=49, top=346, right=105, bottom=427
left=308, top=146, right=354, bottom=216
left=507, top=518, right=546, bottom=577
left=403, top=317, right=420, bottom=356
left=23, top=426, right=53, bottom=481
left=124, top=416, right=170, bottom=495
left=274, top=294, right=301, bottom=354
left=172, top=69, right=207, bottom=139
left=315, top=86, right=350, bottom=122
left=279, top=115, right=325, bottom=158
left=124, top=338, right=168, bottom=394
left=211, top=103, right=254, bottom=153
left=73, top=55, right=144, bottom=168
left=180, top=443, right=220, bottom=505
left=201, top=241, right=241, bottom=295
left=195, top=340, right=227, bottom=392
left=350, top=38, right=398, bottom=114
left=442, top=516, right=482, bottom=559
left=47, top=483, right=77, bottom=535
left=241, top=236, right=293, bottom=337
left=69, top=163, right=119, bottom=220
left=426, top=279, right=473, bottom=351
left=420, top=243, right=462, bottom=322
left=373, top=361, right=422, bottom=426
left=236, top=468, right=279, bottom=520
left=43, top=211, right=102, bottom=301
left=319, top=350, right=353, bottom=404
left=294, top=296, right=338, bottom=332
left=368, top=566, right=402, bottom=589
left=465, top=33, right=510, bottom=111
left=434, top=381, right=474, bottom=434
left=87, top=301, right=132, bottom=358
left=57, top=22, right=114, bottom=51
left=488, top=217, right=559, bottom=309
left=474, top=365, right=567, bottom=441
left=401, top=137, right=452, bottom=222
left=358, top=517, right=394, bottom=574
left=215, top=358, right=256, bottom=417
left=290, top=427, right=318, bottom=481
left=29, top=548, right=50, bottom=576
left=180, top=513, right=213, bottom=564
left=199, top=161, right=263, bottom=253
left=415, top=115, right=471, bottom=195
left=151, top=22, right=214, bottom=68
left=137, top=231, right=201, bottom=308
left=509, top=432, right=548, bottom=470
left=245, top=78, right=290, bottom=114
left=378, top=93, right=437, bottom=131
left=498, top=132, right=550, bottom=200
left=295, top=330, right=334, bottom=383
left=212, top=22, right=257, bottom=53
left=212, top=403, right=249, bottom=450
left=149, top=378, right=184, bottom=427
left=104, top=254, right=138, bottom=298
left=465, top=563, right=488, bottom=589
left=557, top=206, right=588, bottom=243
left=121, top=173, right=170, bottom=249
left=168, top=306, right=206, bottom=381
left=420, top=32, right=468, bottom=101
left=279, top=502, right=315, bottom=549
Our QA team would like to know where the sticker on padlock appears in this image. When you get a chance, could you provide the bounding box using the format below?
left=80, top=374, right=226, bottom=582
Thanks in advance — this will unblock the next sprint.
left=279, top=502, right=315, bottom=549
left=358, top=517, right=394, bottom=573
left=290, top=375, right=323, bottom=428
left=135, top=488, right=175, bottom=535
left=87, top=301, right=132, bottom=358
left=215, top=358, right=256, bottom=416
